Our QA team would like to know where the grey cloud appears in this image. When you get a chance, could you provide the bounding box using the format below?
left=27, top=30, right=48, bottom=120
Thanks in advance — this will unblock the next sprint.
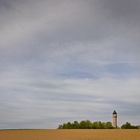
left=100, top=0, right=140, bottom=19
left=0, top=0, right=140, bottom=128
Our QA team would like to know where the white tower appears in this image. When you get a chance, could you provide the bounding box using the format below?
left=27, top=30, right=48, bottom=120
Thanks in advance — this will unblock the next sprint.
left=112, top=110, right=117, bottom=128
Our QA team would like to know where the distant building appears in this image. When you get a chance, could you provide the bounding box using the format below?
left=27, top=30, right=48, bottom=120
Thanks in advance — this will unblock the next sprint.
left=112, top=110, right=117, bottom=128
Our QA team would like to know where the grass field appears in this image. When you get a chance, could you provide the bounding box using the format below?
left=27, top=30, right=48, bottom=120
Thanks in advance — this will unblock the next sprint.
left=0, top=129, right=140, bottom=140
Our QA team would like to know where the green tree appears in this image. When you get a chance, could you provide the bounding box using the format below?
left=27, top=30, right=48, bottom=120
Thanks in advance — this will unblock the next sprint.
left=121, top=122, right=138, bottom=129
left=73, top=121, right=79, bottom=129
left=67, top=122, right=72, bottom=129
left=58, top=124, right=63, bottom=129
left=85, top=120, right=93, bottom=129
left=105, top=122, right=113, bottom=129
left=92, top=121, right=99, bottom=129
left=79, top=121, right=87, bottom=129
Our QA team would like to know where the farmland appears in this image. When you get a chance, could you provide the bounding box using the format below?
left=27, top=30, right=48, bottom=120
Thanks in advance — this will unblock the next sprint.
left=0, top=129, right=140, bottom=140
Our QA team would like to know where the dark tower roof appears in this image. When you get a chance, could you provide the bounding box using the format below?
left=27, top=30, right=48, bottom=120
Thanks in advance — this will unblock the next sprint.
left=113, top=110, right=117, bottom=114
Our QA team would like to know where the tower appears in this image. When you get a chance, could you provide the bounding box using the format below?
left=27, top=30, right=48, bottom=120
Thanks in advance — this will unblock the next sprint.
left=112, top=110, right=117, bottom=128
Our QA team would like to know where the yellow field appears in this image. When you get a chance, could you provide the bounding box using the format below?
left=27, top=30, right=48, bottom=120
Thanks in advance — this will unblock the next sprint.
left=0, top=129, right=140, bottom=140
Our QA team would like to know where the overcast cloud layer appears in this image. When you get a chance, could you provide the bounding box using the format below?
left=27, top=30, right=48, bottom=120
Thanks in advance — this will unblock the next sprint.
left=0, top=0, right=140, bottom=129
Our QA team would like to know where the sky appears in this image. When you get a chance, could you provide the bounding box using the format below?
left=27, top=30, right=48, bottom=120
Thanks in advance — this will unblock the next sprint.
left=0, top=0, right=140, bottom=129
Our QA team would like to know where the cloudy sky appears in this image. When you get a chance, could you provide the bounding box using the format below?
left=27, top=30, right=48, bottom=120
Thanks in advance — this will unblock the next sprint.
left=0, top=0, right=140, bottom=129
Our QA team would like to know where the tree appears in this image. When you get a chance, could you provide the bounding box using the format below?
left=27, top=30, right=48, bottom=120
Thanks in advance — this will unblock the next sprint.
left=105, top=122, right=113, bottom=129
left=79, top=121, right=87, bottom=129
left=73, top=121, right=79, bottom=129
left=67, top=122, right=72, bottom=129
left=58, top=124, right=63, bottom=129
left=121, top=122, right=138, bottom=129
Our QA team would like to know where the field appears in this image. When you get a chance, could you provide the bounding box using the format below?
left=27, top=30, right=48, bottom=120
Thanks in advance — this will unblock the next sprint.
left=0, top=129, right=140, bottom=140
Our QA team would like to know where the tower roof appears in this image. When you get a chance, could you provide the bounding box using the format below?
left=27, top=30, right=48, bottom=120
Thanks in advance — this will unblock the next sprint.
left=113, top=110, right=117, bottom=114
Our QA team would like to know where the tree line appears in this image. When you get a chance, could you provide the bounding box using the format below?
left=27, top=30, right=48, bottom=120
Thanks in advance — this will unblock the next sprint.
left=121, top=122, right=139, bottom=129
left=58, top=120, right=139, bottom=129
left=58, top=120, right=113, bottom=129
